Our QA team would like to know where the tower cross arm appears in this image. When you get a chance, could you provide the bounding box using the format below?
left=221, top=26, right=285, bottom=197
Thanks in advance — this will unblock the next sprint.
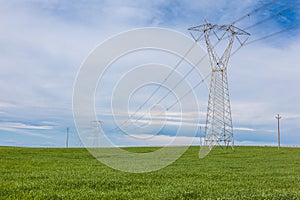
left=219, top=25, right=250, bottom=36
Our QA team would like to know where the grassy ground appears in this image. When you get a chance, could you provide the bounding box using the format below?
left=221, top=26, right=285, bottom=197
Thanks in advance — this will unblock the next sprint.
left=0, top=146, right=300, bottom=199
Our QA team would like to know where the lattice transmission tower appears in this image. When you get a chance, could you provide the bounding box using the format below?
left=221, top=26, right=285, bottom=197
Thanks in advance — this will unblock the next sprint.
left=189, top=22, right=250, bottom=149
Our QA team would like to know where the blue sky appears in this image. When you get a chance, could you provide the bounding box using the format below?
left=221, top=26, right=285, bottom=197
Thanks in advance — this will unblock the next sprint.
left=0, top=0, right=300, bottom=147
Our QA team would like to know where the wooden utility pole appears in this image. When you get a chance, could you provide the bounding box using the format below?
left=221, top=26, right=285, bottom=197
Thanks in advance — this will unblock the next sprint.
left=66, top=127, right=69, bottom=148
left=275, top=114, right=281, bottom=150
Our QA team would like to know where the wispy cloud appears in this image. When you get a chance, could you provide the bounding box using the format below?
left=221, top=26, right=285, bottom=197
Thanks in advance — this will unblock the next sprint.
left=0, top=102, right=16, bottom=108
left=233, top=127, right=255, bottom=132
left=0, top=122, right=55, bottom=139
left=110, top=132, right=199, bottom=147
left=0, top=122, right=53, bottom=130
left=0, top=1, right=299, bottom=146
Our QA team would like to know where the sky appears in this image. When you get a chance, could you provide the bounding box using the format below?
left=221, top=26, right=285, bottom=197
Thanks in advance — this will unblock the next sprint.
left=0, top=0, right=300, bottom=147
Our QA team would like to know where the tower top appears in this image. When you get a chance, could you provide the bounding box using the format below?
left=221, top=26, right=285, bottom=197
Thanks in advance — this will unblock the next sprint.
left=188, top=23, right=250, bottom=36
left=188, top=21, right=250, bottom=70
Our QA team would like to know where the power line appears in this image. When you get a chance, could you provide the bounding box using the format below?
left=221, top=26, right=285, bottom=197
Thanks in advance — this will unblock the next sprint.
left=154, top=40, right=221, bottom=105
left=126, top=1, right=283, bottom=128
left=141, top=6, right=298, bottom=135
left=219, top=1, right=300, bottom=46
left=196, top=0, right=287, bottom=44
left=243, top=2, right=300, bottom=30
left=109, top=34, right=205, bottom=132
left=230, top=21, right=300, bottom=58
left=126, top=17, right=300, bottom=133
left=166, top=73, right=211, bottom=111
left=229, top=2, right=300, bottom=56
left=117, top=39, right=223, bottom=131
left=120, top=72, right=212, bottom=132
left=246, top=23, right=300, bottom=45
left=109, top=0, right=299, bottom=133
left=117, top=72, right=211, bottom=132
left=115, top=27, right=237, bottom=132
left=232, top=0, right=279, bottom=25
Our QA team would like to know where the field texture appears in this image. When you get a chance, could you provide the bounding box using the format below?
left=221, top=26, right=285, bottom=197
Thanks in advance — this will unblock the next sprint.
left=1, top=146, right=300, bottom=199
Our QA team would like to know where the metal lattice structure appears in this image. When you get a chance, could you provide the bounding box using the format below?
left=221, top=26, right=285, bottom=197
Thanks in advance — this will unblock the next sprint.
left=189, top=22, right=250, bottom=149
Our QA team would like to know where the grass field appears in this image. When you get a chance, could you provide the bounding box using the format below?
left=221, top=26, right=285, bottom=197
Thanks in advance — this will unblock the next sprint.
left=1, top=146, right=300, bottom=199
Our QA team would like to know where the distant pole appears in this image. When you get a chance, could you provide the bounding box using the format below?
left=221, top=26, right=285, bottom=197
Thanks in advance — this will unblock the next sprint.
left=275, top=114, right=281, bottom=150
left=199, top=126, right=202, bottom=146
left=66, top=127, right=69, bottom=148
left=92, top=120, right=103, bottom=147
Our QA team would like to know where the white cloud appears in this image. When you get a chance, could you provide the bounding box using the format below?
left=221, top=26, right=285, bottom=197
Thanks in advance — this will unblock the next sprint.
left=281, top=113, right=300, bottom=120
left=0, top=122, right=53, bottom=130
left=0, top=1, right=300, bottom=146
left=112, top=133, right=199, bottom=147
left=233, top=127, right=255, bottom=132
left=0, top=126, right=53, bottom=139
left=230, top=38, right=300, bottom=129
left=235, top=140, right=277, bottom=146
left=0, top=102, right=16, bottom=108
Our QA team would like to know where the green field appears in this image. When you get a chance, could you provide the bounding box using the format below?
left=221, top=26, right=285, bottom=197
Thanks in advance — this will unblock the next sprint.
left=1, top=146, right=300, bottom=199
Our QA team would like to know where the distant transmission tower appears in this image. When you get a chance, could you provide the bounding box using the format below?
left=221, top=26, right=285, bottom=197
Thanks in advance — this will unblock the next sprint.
left=189, top=22, right=250, bottom=149
left=92, top=120, right=103, bottom=147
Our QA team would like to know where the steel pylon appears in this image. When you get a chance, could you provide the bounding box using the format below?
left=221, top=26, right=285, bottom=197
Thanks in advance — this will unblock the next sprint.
left=189, top=22, right=250, bottom=149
